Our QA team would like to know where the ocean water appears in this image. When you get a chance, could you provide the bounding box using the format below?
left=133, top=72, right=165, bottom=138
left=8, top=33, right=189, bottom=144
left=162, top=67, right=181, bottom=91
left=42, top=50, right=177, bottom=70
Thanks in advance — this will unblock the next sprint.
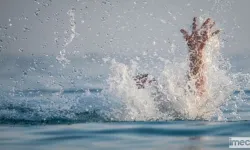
left=0, top=89, right=250, bottom=150
left=1, top=1, right=250, bottom=150
left=0, top=121, right=249, bottom=150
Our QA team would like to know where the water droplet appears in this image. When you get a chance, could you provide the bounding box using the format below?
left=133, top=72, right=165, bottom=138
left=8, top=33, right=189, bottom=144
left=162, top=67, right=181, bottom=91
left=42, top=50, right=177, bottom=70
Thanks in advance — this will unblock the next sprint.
left=88, top=26, right=91, bottom=30
left=46, top=17, right=50, bottom=21
left=19, top=48, right=24, bottom=52
left=160, top=19, right=166, bottom=24
left=23, top=71, right=27, bottom=76
left=34, top=9, right=40, bottom=16
left=34, top=0, right=40, bottom=5
left=23, top=27, right=30, bottom=32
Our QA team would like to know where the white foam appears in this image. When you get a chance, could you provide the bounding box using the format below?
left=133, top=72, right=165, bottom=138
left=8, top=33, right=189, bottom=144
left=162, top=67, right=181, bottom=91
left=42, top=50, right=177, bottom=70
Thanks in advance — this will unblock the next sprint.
left=106, top=32, right=249, bottom=121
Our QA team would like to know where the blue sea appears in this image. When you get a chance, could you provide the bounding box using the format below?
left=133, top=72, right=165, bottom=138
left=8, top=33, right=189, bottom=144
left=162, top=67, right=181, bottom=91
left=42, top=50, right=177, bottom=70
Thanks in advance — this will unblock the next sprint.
left=0, top=89, right=250, bottom=150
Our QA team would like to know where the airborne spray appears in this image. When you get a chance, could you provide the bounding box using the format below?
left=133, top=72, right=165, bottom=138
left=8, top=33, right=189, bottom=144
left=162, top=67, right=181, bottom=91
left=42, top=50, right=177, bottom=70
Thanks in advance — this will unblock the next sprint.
left=56, top=8, right=78, bottom=68
left=105, top=17, right=249, bottom=121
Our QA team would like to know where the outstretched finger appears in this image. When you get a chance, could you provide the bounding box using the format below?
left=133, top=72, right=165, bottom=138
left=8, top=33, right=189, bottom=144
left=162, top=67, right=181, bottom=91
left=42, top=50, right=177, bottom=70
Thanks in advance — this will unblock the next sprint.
left=212, top=30, right=220, bottom=36
left=201, top=30, right=209, bottom=42
left=192, top=17, right=198, bottom=31
left=180, top=29, right=189, bottom=40
left=209, top=21, right=215, bottom=29
left=201, top=18, right=211, bottom=29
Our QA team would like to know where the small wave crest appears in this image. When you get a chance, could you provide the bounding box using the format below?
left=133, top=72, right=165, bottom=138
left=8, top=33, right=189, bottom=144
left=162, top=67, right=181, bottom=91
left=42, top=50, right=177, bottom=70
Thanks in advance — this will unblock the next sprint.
left=0, top=89, right=110, bottom=125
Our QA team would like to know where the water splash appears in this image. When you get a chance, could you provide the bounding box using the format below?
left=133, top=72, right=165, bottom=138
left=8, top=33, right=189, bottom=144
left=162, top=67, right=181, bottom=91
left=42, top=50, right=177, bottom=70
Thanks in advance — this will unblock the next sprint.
left=57, top=8, right=78, bottom=68
left=56, top=49, right=71, bottom=68
left=0, top=89, right=108, bottom=124
left=106, top=60, right=160, bottom=121
left=64, top=8, right=78, bottom=47
left=106, top=29, right=249, bottom=121
left=1, top=0, right=249, bottom=125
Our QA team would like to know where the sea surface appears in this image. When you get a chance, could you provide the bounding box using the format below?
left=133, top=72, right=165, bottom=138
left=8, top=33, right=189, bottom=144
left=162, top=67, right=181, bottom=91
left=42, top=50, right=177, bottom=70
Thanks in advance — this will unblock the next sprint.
left=0, top=89, right=250, bottom=150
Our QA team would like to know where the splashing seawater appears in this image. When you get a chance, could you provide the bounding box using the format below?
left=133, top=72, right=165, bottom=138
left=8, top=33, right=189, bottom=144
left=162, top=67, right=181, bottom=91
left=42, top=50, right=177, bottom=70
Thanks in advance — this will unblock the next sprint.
left=106, top=29, right=249, bottom=121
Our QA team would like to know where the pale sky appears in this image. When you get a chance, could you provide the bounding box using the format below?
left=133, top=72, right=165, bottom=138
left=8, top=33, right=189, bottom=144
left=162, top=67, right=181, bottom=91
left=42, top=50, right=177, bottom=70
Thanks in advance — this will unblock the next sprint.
left=0, top=0, right=249, bottom=90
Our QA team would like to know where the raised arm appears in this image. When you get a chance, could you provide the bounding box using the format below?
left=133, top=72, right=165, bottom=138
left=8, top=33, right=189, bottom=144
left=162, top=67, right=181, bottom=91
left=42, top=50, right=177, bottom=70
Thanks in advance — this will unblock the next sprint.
left=180, top=17, right=220, bottom=97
